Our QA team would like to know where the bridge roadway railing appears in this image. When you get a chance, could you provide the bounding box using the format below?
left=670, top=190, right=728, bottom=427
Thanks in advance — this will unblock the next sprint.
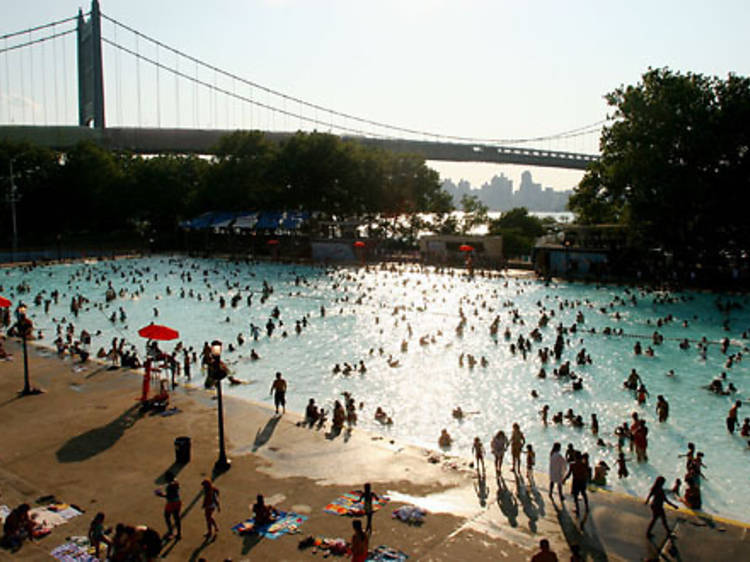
left=0, top=125, right=598, bottom=170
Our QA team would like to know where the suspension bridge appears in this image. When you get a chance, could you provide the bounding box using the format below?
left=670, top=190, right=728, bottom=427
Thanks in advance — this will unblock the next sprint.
left=0, top=1, right=603, bottom=170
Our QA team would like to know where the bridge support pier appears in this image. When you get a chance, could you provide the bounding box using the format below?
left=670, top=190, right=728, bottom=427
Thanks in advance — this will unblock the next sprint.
left=77, top=0, right=105, bottom=128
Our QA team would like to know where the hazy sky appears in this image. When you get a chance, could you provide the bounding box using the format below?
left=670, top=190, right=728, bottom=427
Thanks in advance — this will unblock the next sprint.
left=3, top=0, right=750, bottom=191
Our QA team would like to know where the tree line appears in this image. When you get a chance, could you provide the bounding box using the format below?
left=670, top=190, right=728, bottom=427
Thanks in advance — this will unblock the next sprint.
left=0, top=130, right=454, bottom=248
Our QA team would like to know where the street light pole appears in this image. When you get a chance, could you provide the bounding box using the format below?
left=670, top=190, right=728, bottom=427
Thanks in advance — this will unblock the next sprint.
left=210, top=340, right=231, bottom=473
left=7, top=158, right=20, bottom=260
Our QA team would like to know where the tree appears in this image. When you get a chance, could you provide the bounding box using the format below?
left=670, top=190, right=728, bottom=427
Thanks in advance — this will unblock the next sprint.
left=459, top=194, right=488, bottom=234
left=569, top=67, right=750, bottom=266
left=488, top=207, right=545, bottom=258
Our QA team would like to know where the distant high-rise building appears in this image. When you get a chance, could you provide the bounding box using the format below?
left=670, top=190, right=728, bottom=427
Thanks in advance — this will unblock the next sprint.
left=440, top=170, right=572, bottom=212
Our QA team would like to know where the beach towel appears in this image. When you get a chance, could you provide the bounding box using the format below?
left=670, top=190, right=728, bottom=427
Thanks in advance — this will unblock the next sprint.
left=323, top=491, right=389, bottom=516
left=367, top=545, right=409, bottom=561
left=30, top=507, right=67, bottom=529
left=50, top=541, right=98, bottom=562
left=231, top=510, right=307, bottom=539
left=48, top=503, right=84, bottom=521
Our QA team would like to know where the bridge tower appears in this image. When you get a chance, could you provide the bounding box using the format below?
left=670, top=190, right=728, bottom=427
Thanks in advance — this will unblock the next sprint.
left=77, top=0, right=105, bottom=128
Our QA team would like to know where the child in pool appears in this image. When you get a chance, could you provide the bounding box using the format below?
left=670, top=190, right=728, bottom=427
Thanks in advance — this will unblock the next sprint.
left=616, top=452, right=630, bottom=478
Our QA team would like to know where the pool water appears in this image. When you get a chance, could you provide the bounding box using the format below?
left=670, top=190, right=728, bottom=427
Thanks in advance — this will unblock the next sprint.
left=3, top=256, right=749, bottom=522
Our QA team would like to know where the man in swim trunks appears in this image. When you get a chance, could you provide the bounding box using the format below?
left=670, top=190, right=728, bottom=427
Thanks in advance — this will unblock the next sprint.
left=270, top=372, right=287, bottom=414
left=564, top=451, right=590, bottom=517
left=727, top=400, right=741, bottom=433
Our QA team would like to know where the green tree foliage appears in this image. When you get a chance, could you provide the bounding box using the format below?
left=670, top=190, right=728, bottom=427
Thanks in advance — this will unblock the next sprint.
left=459, top=194, right=489, bottom=234
left=1, top=131, right=453, bottom=247
left=569, top=67, right=750, bottom=264
left=488, top=207, right=545, bottom=258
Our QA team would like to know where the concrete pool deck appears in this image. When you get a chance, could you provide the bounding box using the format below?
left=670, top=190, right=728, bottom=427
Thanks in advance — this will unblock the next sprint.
left=0, top=340, right=748, bottom=561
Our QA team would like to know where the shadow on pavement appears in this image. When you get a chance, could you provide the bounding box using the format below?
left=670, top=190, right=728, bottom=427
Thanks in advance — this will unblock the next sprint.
left=155, top=461, right=187, bottom=484
left=496, top=475, right=519, bottom=527
left=553, top=499, right=608, bottom=562
left=474, top=471, right=490, bottom=507
left=252, top=415, right=281, bottom=452
left=56, top=404, right=143, bottom=462
left=515, top=474, right=539, bottom=533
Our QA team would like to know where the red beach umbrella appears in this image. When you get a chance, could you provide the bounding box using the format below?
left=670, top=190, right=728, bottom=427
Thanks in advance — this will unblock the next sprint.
left=138, top=323, right=180, bottom=341
left=353, top=241, right=366, bottom=248
left=459, top=244, right=474, bottom=252
left=137, top=323, right=178, bottom=402
left=267, top=239, right=280, bottom=246
left=0, top=296, right=11, bottom=308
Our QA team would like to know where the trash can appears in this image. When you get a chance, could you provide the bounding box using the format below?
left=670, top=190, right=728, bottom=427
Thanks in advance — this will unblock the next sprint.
left=174, top=436, right=191, bottom=464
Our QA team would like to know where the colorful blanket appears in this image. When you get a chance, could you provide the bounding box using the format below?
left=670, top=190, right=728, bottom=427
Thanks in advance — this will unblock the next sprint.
left=367, top=545, right=409, bottom=561
left=50, top=541, right=98, bottom=562
left=232, top=510, right=307, bottom=539
left=323, top=491, right=389, bottom=516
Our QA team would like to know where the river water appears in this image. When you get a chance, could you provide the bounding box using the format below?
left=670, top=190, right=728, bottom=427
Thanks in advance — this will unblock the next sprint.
left=3, top=256, right=749, bottom=522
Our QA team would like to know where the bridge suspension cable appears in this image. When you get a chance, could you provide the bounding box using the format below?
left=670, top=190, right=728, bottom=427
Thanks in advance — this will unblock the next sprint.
left=99, top=10, right=606, bottom=147
left=100, top=36, right=385, bottom=138
left=0, top=27, right=76, bottom=56
left=0, top=15, right=78, bottom=42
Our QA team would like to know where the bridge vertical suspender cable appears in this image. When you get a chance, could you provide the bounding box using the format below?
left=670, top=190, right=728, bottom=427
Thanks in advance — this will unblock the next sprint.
left=118, top=21, right=123, bottom=125
left=135, top=34, right=141, bottom=126
left=41, top=31, right=47, bottom=125
left=19, top=37, right=26, bottom=124
left=3, top=37, right=9, bottom=124
left=174, top=52, right=179, bottom=128
left=155, top=43, right=161, bottom=128
left=62, top=27, right=68, bottom=123
left=28, top=31, right=34, bottom=125
left=52, top=22, right=59, bottom=124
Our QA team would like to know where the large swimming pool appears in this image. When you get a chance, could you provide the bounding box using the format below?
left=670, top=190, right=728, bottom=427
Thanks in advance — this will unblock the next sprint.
left=3, top=256, right=749, bottom=522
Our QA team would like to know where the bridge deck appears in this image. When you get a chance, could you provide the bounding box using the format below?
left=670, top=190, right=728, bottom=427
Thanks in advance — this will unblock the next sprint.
left=0, top=125, right=597, bottom=170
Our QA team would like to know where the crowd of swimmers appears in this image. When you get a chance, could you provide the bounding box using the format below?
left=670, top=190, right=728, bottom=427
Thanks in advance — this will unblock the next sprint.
left=3, top=257, right=750, bottom=548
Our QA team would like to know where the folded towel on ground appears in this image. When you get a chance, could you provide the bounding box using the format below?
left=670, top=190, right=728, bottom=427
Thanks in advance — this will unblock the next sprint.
left=367, top=545, right=409, bottom=561
left=231, top=510, right=307, bottom=539
left=323, top=491, right=389, bottom=516
left=160, top=407, right=182, bottom=417
left=392, top=505, right=427, bottom=525
left=300, top=535, right=349, bottom=555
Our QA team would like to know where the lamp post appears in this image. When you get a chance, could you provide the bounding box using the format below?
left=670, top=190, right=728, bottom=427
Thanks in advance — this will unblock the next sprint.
left=210, top=340, right=231, bottom=473
left=16, top=304, right=37, bottom=396
left=6, top=157, right=21, bottom=260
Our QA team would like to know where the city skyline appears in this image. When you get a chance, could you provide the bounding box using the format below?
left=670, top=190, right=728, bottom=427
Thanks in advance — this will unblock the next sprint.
left=441, top=170, right=572, bottom=212
left=2, top=1, right=750, bottom=191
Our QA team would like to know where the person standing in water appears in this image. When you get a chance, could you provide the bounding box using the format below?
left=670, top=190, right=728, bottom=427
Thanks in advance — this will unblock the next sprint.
left=491, top=430, right=509, bottom=479
left=510, top=423, right=526, bottom=474
left=472, top=437, right=486, bottom=479
left=727, top=400, right=741, bottom=433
